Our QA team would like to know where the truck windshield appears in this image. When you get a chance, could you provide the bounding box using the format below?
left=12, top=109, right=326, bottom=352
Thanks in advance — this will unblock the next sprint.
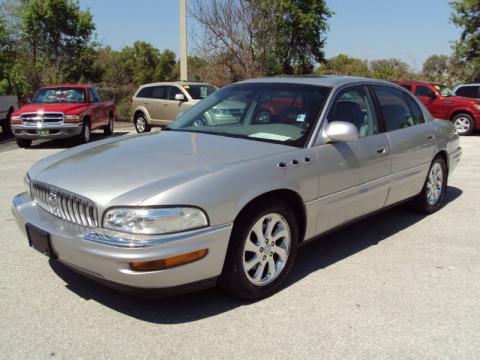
left=168, top=83, right=329, bottom=147
left=181, top=84, right=217, bottom=99
left=32, top=88, right=85, bottom=103
left=433, top=85, right=456, bottom=97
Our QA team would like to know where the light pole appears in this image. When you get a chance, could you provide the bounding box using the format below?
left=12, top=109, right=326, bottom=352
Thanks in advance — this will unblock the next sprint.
left=179, top=0, right=188, bottom=81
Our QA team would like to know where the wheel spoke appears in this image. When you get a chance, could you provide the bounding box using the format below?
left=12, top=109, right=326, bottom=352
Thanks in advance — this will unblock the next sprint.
left=274, top=246, right=287, bottom=262
left=245, top=258, right=260, bottom=271
left=267, top=258, right=276, bottom=275
left=271, top=228, right=288, bottom=241
left=244, top=238, right=259, bottom=253
left=251, top=221, right=266, bottom=244
left=254, top=262, right=266, bottom=281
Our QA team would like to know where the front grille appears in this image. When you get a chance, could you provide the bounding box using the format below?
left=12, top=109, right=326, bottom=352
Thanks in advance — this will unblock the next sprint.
left=21, top=112, right=64, bottom=126
left=31, top=182, right=98, bottom=227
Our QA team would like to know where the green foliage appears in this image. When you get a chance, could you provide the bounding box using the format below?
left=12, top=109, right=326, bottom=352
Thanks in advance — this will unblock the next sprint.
left=450, top=0, right=480, bottom=81
left=317, top=54, right=369, bottom=77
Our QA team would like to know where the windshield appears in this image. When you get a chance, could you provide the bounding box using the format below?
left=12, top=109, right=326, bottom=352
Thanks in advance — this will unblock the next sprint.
left=182, top=84, right=217, bottom=100
left=433, top=84, right=456, bottom=97
left=32, top=88, right=85, bottom=103
left=168, top=83, right=329, bottom=147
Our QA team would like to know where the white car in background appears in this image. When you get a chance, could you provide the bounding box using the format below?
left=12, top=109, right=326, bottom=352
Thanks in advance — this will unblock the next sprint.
left=0, top=94, right=18, bottom=135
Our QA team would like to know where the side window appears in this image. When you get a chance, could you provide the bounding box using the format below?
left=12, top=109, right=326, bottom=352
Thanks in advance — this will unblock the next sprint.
left=168, top=86, right=184, bottom=100
left=415, top=86, right=435, bottom=98
left=400, top=84, right=412, bottom=92
left=456, top=86, right=479, bottom=99
left=88, top=88, right=98, bottom=102
left=151, top=86, right=167, bottom=99
left=374, top=85, right=416, bottom=131
left=328, top=85, right=378, bottom=138
left=403, top=93, right=425, bottom=125
left=137, top=87, right=152, bottom=98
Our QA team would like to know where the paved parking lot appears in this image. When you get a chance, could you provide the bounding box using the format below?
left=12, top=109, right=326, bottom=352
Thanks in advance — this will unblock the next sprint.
left=0, top=126, right=479, bottom=359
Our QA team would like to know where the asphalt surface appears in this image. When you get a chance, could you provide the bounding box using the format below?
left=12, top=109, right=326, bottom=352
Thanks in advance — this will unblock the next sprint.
left=0, top=125, right=479, bottom=359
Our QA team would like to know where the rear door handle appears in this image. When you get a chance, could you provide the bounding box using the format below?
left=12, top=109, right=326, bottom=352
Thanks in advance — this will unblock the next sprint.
left=376, top=146, right=387, bottom=154
left=144, top=102, right=150, bottom=105
left=426, top=134, right=435, bottom=140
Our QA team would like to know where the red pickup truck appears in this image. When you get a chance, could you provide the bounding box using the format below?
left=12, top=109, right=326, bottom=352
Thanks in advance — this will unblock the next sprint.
left=394, top=81, right=480, bottom=135
left=10, top=84, right=115, bottom=148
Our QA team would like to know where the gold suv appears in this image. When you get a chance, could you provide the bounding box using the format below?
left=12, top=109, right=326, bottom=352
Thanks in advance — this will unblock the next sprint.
left=131, top=81, right=217, bottom=132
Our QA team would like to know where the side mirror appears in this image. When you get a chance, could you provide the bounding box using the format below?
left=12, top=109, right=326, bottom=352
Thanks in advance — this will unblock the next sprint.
left=175, top=93, right=186, bottom=101
left=325, top=121, right=359, bottom=142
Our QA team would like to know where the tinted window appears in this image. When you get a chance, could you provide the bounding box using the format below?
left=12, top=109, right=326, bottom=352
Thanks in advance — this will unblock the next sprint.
left=456, top=86, right=479, bottom=99
left=400, top=84, right=412, bottom=92
left=88, top=88, right=99, bottom=102
left=374, top=85, right=417, bottom=131
left=169, top=83, right=329, bottom=147
left=137, top=87, right=152, bottom=98
left=403, top=93, right=425, bottom=124
left=328, top=85, right=378, bottom=138
left=183, top=85, right=217, bottom=99
left=415, top=86, right=435, bottom=97
left=151, top=86, right=167, bottom=99
left=168, top=86, right=184, bottom=100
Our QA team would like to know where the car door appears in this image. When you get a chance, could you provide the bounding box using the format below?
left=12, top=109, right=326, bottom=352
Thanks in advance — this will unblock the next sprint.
left=414, top=85, right=447, bottom=119
left=87, top=88, right=102, bottom=129
left=164, top=86, right=192, bottom=122
left=146, top=86, right=169, bottom=125
left=312, top=84, right=392, bottom=234
left=372, top=85, right=435, bottom=206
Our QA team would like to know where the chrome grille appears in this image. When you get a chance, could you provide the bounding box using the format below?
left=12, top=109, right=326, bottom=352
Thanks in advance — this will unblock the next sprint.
left=31, top=182, right=98, bottom=227
left=21, top=112, right=64, bottom=126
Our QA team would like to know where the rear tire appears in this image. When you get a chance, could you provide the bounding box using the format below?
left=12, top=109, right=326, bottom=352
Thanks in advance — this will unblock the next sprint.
left=411, top=156, right=447, bottom=214
left=104, top=113, right=114, bottom=136
left=16, top=138, right=31, bottom=148
left=134, top=113, right=151, bottom=133
left=452, top=113, right=475, bottom=135
left=1, top=110, right=13, bottom=135
left=220, top=199, right=298, bottom=300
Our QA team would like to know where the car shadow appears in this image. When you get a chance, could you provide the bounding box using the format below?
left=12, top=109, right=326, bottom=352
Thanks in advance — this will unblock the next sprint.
left=29, top=131, right=130, bottom=149
left=49, top=186, right=462, bottom=324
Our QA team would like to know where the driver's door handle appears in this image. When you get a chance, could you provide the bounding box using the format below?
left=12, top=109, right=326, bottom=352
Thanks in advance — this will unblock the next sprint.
left=426, top=134, right=435, bottom=140
left=376, top=146, right=387, bottom=154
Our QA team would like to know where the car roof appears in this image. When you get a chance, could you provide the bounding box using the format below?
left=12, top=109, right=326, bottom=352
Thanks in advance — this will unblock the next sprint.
left=394, top=80, right=445, bottom=86
left=454, top=83, right=480, bottom=87
left=139, top=81, right=213, bottom=87
left=236, top=75, right=400, bottom=89
left=42, top=84, right=93, bottom=89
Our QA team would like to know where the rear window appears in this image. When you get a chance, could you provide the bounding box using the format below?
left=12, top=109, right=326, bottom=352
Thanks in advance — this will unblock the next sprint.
left=399, top=84, right=412, bottom=92
left=182, top=84, right=217, bottom=100
left=455, top=86, right=479, bottom=99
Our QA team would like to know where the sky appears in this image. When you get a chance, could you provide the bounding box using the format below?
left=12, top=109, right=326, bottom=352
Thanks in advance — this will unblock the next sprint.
left=79, top=0, right=461, bottom=70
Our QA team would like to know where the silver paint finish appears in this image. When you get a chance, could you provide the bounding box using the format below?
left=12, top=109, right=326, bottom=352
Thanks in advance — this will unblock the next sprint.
left=324, top=121, right=359, bottom=143
left=13, top=76, right=462, bottom=290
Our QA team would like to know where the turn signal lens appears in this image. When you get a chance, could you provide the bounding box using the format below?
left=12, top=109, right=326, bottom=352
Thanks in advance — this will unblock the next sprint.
left=129, top=249, right=208, bottom=272
left=10, top=115, right=21, bottom=124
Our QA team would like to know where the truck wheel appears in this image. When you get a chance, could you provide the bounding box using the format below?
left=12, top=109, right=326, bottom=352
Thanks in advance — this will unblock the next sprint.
left=16, top=138, right=32, bottom=148
left=104, top=113, right=114, bottom=136
left=134, top=113, right=151, bottom=133
left=1, top=109, right=13, bottom=135
left=77, top=120, right=90, bottom=144
left=452, top=113, right=475, bottom=135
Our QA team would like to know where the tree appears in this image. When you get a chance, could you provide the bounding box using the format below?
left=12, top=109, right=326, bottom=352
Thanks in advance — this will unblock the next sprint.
left=189, top=0, right=332, bottom=82
left=450, top=0, right=480, bottom=81
left=369, top=58, right=415, bottom=81
left=317, top=54, right=369, bottom=77
left=422, top=55, right=450, bottom=83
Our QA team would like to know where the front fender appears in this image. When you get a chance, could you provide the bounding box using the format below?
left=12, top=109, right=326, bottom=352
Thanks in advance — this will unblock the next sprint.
left=133, top=106, right=151, bottom=123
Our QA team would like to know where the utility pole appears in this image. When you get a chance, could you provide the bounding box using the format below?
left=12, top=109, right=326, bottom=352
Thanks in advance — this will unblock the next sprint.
left=179, top=0, right=188, bottom=81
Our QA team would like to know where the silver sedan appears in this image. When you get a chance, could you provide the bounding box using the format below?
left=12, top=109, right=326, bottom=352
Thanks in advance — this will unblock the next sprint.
left=12, top=76, right=462, bottom=299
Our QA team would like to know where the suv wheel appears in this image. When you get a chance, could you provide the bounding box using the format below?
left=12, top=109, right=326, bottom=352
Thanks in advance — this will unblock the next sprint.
left=453, top=113, right=475, bottom=135
left=134, top=113, right=151, bottom=133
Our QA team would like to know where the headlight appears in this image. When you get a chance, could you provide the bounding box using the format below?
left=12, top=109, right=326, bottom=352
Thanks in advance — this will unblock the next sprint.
left=11, top=115, right=21, bottom=121
left=24, top=174, right=31, bottom=197
left=65, top=115, right=80, bottom=121
left=473, top=104, right=480, bottom=111
left=103, top=207, right=209, bottom=235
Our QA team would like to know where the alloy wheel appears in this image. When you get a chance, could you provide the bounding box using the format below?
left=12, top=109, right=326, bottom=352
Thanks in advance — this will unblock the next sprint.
left=426, top=162, right=443, bottom=205
left=454, top=116, right=471, bottom=134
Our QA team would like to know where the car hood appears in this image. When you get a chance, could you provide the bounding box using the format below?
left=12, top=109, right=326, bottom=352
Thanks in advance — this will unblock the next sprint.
left=14, top=103, right=88, bottom=116
left=28, top=131, right=292, bottom=206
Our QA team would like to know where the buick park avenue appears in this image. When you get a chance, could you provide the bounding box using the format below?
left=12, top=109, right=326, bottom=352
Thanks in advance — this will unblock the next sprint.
left=12, top=76, right=461, bottom=299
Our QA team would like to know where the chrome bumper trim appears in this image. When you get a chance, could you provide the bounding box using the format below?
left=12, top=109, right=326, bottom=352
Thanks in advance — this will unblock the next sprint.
left=83, top=223, right=233, bottom=248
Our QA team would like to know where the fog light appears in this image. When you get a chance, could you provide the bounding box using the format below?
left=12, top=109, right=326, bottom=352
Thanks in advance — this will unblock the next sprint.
left=129, top=249, right=208, bottom=272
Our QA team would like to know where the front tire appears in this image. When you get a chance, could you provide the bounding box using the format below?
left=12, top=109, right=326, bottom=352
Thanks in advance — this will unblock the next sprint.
left=104, top=113, right=114, bottom=136
left=453, top=113, right=475, bottom=135
left=220, top=200, right=298, bottom=299
left=412, top=156, right=447, bottom=214
left=77, top=120, right=90, bottom=144
left=134, top=113, right=151, bottom=133
left=16, top=138, right=32, bottom=148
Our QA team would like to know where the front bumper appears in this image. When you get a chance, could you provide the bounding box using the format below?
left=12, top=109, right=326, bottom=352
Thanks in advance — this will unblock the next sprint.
left=12, top=192, right=233, bottom=293
left=11, top=123, right=83, bottom=140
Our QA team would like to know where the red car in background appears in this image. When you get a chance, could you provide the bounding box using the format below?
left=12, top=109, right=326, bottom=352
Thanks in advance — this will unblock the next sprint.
left=10, top=84, right=115, bottom=148
left=394, top=81, right=480, bottom=135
